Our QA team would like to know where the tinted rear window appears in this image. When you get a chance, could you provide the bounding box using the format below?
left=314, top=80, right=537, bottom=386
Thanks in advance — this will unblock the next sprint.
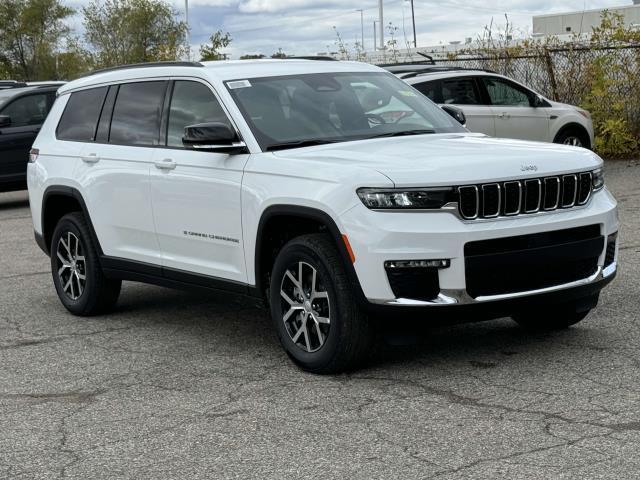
left=109, top=81, right=166, bottom=146
left=56, top=87, right=108, bottom=141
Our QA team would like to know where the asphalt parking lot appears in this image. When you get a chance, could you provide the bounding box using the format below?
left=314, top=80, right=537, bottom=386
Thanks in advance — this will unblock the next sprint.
left=1, top=160, right=639, bottom=480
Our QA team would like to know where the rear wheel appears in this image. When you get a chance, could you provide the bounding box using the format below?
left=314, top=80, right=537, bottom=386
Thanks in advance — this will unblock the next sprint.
left=51, top=212, right=121, bottom=316
left=269, top=234, right=374, bottom=374
left=511, top=295, right=598, bottom=331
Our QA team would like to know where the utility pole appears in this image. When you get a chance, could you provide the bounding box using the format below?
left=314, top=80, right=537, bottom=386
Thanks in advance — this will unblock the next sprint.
left=185, top=0, right=190, bottom=61
left=356, top=9, right=365, bottom=50
left=378, top=0, right=384, bottom=49
left=410, top=0, right=417, bottom=48
left=373, top=21, right=377, bottom=51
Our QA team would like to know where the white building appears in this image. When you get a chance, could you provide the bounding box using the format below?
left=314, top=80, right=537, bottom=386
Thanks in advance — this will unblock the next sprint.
left=533, top=1, right=640, bottom=37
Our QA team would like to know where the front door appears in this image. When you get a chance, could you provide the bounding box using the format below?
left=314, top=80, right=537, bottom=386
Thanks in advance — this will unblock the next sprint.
left=150, top=79, right=249, bottom=283
left=481, top=76, right=549, bottom=142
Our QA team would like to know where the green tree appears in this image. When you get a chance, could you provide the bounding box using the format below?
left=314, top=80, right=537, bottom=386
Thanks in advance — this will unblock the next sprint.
left=199, top=31, right=232, bottom=61
left=0, top=0, right=76, bottom=80
left=83, top=0, right=188, bottom=67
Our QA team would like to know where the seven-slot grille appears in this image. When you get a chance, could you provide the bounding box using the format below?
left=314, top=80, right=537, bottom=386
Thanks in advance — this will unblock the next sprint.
left=458, top=172, right=593, bottom=220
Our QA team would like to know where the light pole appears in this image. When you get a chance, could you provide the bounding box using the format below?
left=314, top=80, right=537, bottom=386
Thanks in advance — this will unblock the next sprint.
left=356, top=9, right=365, bottom=50
left=409, top=0, right=417, bottom=48
left=378, top=0, right=384, bottom=50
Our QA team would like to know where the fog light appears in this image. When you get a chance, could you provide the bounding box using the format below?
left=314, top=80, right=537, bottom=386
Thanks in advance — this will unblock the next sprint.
left=384, top=259, right=450, bottom=269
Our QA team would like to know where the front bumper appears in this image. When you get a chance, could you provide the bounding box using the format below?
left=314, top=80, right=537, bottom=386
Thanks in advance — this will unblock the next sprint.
left=340, top=187, right=619, bottom=306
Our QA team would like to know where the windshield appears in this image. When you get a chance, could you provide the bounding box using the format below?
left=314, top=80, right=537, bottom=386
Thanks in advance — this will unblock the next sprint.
left=226, top=71, right=465, bottom=151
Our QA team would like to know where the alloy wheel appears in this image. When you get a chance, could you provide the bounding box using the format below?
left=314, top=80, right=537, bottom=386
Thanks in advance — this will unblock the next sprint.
left=563, top=136, right=583, bottom=147
left=280, top=261, right=331, bottom=353
left=56, top=232, right=86, bottom=301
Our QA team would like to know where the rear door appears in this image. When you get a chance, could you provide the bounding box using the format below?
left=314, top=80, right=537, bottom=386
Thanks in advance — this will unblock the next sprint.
left=68, top=81, right=167, bottom=265
left=413, top=76, right=495, bottom=136
left=0, top=92, right=51, bottom=182
left=150, top=79, right=249, bottom=283
left=480, top=76, right=549, bottom=142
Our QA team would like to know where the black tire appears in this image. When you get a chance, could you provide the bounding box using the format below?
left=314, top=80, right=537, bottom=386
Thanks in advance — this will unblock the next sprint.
left=511, top=295, right=598, bottom=331
left=554, top=127, right=590, bottom=149
left=50, top=212, right=121, bottom=316
left=269, top=234, right=374, bottom=374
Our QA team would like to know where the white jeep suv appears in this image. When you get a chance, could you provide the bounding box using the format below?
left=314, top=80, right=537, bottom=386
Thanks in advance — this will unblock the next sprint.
left=395, top=66, right=594, bottom=148
left=28, top=60, right=618, bottom=373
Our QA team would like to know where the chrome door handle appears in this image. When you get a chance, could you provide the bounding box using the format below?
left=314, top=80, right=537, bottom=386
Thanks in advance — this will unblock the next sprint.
left=81, top=153, right=100, bottom=163
left=155, top=158, right=176, bottom=170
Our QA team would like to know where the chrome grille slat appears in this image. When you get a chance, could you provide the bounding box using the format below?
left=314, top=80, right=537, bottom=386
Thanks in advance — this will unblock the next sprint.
left=523, top=179, right=542, bottom=213
left=543, top=177, right=561, bottom=210
left=458, top=171, right=592, bottom=220
left=503, top=181, right=521, bottom=216
left=482, top=183, right=501, bottom=218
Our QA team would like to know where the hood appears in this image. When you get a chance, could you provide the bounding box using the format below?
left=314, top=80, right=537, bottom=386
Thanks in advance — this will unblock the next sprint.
left=272, top=133, right=602, bottom=187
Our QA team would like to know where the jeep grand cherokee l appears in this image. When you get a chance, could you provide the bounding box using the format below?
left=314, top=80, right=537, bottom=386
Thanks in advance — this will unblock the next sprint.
left=27, top=60, right=618, bottom=373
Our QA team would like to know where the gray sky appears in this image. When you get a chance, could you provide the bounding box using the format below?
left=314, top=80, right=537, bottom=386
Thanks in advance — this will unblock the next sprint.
left=68, top=0, right=630, bottom=58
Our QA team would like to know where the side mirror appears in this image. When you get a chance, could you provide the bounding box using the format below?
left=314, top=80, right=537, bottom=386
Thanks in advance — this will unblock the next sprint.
left=440, top=105, right=466, bottom=126
left=0, top=115, right=11, bottom=128
left=531, top=95, right=545, bottom=108
left=182, top=122, right=247, bottom=154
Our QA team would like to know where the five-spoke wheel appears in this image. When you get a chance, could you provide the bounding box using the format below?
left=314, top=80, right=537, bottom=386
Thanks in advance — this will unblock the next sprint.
left=280, top=261, right=331, bottom=353
left=55, top=231, right=86, bottom=300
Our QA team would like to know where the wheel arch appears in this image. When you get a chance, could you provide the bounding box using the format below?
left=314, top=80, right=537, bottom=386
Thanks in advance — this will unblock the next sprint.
left=41, top=186, right=102, bottom=256
left=254, top=205, right=367, bottom=305
left=553, top=122, right=592, bottom=149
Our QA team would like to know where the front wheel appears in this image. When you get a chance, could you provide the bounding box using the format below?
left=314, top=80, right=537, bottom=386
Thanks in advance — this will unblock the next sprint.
left=554, top=128, right=590, bottom=149
left=269, top=234, right=374, bottom=374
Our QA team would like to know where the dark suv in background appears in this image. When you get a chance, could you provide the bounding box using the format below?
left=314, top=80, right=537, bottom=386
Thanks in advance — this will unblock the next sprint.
left=0, top=82, right=63, bottom=192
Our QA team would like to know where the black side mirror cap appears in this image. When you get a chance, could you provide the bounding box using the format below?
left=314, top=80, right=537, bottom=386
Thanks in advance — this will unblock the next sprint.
left=182, top=122, right=247, bottom=154
left=0, top=115, right=11, bottom=128
left=440, top=105, right=466, bottom=126
left=531, top=95, right=545, bottom=108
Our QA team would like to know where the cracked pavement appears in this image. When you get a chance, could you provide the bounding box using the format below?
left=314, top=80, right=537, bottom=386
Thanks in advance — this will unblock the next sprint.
left=1, top=160, right=639, bottom=479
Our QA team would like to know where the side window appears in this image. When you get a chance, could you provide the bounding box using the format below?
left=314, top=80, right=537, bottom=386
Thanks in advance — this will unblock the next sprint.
left=413, top=81, right=439, bottom=103
left=110, top=81, right=166, bottom=146
left=441, top=78, right=481, bottom=105
left=2, top=93, right=49, bottom=127
left=483, top=77, right=532, bottom=106
left=166, top=81, right=233, bottom=148
left=56, top=87, right=108, bottom=141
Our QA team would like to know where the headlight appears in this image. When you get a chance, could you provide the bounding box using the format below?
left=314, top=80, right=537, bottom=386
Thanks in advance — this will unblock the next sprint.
left=357, top=188, right=455, bottom=210
left=592, top=168, right=605, bottom=191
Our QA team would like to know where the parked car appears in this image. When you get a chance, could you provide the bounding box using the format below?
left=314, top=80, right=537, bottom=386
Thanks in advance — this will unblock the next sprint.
left=28, top=60, right=618, bottom=373
left=389, top=65, right=594, bottom=148
left=0, top=83, right=62, bottom=192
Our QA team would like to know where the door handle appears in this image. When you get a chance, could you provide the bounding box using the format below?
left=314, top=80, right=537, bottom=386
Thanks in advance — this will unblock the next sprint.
left=81, top=153, right=100, bottom=164
left=155, top=158, right=176, bottom=170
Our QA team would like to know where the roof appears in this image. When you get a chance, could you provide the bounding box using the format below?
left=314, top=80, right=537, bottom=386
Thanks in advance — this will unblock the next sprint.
left=59, top=59, right=383, bottom=95
left=403, top=70, right=500, bottom=83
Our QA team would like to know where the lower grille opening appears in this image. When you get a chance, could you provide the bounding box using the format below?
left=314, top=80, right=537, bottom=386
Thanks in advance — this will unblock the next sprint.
left=464, top=225, right=603, bottom=298
left=385, top=267, right=440, bottom=301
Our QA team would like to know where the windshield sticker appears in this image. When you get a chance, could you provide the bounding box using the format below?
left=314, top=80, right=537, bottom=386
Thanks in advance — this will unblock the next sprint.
left=399, top=90, right=417, bottom=97
left=227, top=80, right=252, bottom=89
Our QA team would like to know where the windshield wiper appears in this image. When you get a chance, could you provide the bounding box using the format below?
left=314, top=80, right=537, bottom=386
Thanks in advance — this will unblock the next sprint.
left=265, top=139, right=341, bottom=151
left=367, top=129, right=436, bottom=139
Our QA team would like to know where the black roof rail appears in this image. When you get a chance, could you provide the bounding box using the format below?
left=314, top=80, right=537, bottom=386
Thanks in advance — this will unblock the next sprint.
left=0, top=80, right=28, bottom=89
left=80, top=61, right=204, bottom=78
left=285, top=56, right=338, bottom=61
